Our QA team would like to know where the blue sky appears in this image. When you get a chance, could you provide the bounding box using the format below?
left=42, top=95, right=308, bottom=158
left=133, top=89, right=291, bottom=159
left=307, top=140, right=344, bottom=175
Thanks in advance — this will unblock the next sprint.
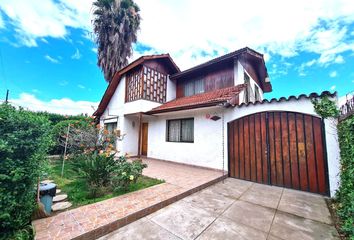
left=0, top=0, right=353, bottom=114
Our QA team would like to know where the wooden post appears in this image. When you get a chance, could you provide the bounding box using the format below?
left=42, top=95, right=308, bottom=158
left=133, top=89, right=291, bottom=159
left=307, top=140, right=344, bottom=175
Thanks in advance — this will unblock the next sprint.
left=137, top=112, right=142, bottom=157
left=61, top=123, right=71, bottom=177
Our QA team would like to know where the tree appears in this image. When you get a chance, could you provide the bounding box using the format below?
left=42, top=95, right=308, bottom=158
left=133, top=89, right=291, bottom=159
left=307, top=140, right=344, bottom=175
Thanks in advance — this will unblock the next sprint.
left=93, top=0, right=141, bottom=82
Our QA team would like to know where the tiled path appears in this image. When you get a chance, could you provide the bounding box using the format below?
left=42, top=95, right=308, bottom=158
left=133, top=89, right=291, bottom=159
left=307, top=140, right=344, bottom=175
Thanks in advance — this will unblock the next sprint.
left=101, top=178, right=339, bottom=240
left=33, top=159, right=225, bottom=240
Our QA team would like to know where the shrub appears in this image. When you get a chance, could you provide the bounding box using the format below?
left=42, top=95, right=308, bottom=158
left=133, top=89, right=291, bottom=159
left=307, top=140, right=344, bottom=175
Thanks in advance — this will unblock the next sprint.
left=77, top=152, right=117, bottom=197
left=337, top=115, right=354, bottom=238
left=0, top=104, right=51, bottom=239
left=50, top=118, right=92, bottom=154
left=112, top=157, right=147, bottom=192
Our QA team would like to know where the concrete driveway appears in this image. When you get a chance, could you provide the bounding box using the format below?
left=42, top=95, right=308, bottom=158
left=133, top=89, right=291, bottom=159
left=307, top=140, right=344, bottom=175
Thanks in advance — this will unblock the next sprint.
left=100, top=178, right=339, bottom=240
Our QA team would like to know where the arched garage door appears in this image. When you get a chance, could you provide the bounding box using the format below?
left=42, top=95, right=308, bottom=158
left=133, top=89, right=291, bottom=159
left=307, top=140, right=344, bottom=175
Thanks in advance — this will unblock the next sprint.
left=228, top=111, right=329, bottom=195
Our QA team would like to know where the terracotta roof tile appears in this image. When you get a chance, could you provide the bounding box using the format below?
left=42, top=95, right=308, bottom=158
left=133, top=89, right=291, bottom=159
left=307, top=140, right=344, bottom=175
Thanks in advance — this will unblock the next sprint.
left=147, top=85, right=245, bottom=114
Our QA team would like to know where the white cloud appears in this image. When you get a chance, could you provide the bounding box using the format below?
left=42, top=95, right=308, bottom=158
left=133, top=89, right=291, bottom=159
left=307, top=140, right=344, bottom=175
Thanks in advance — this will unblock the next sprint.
left=134, top=0, right=354, bottom=69
left=77, top=84, right=85, bottom=89
left=91, top=47, right=98, bottom=53
left=59, top=80, right=68, bottom=86
left=330, top=85, right=336, bottom=90
left=334, top=55, right=345, bottom=64
left=10, top=93, right=98, bottom=115
left=1, top=0, right=353, bottom=72
left=0, top=12, right=4, bottom=29
left=329, top=71, right=337, bottom=78
left=44, top=55, right=59, bottom=63
left=0, top=0, right=94, bottom=47
left=71, top=48, right=82, bottom=59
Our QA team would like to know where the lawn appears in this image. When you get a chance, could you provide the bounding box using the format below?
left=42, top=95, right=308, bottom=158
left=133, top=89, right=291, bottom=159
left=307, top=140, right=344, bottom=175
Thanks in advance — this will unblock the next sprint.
left=48, top=158, right=164, bottom=208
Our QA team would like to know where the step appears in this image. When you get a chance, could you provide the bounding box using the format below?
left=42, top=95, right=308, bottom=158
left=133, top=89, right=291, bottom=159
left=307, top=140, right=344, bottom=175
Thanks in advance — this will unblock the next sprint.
left=56, top=189, right=61, bottom=194
left=53, top=194, right=67, bottom=202
left=40, top=179, right=54, bottom=184
left=52, top=201, right=72, bottom=212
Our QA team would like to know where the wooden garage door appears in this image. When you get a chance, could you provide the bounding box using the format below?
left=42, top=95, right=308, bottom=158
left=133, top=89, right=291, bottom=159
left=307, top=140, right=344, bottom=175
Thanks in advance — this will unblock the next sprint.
left=228, top=111, right=329, bottom=195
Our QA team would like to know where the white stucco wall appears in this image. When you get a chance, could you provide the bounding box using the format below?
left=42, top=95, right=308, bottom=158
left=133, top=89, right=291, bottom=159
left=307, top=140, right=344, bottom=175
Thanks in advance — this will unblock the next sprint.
left=234, top=60, right=264, bottom=103
left=166, top=76, right=176, bottom=101
left=147, top=107, right=226, bottom=170
left=223, top=98, right=340, bottom=197
left=99, top=75, right=162, bottom=156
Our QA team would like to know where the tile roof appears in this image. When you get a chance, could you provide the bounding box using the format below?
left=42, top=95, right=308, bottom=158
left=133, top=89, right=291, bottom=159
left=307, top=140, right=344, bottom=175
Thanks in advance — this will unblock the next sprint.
left=147, top=85, right=245, bottom=114
left=237, top=91, right=336, bottom=108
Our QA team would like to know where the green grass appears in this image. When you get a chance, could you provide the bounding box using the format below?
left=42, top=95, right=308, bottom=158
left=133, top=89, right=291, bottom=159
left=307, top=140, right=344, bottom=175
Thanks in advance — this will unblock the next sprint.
left=48, top=158, right=164, bottom=208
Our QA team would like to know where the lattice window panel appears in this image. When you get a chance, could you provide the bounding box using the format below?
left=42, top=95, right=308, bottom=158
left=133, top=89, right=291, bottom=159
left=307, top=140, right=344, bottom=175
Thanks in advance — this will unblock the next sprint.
left=142, top=66, right=167, bottom=103
left=126, top=68, right=143, bottom=102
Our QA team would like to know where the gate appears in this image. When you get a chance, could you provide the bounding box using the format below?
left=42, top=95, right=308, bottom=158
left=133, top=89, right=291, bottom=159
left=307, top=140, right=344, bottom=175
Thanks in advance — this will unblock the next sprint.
left=228, top=111, right=329, bottom=195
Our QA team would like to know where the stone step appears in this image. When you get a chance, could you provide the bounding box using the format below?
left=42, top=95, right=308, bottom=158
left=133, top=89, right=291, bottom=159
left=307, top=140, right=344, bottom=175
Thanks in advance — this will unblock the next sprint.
left=52, top=202, right=72, bottom=212
left=41, top=179, right=54, bottom=184
left=53, top=194, right=68, bottom=202
left=56, top=189, right=61, bottom=194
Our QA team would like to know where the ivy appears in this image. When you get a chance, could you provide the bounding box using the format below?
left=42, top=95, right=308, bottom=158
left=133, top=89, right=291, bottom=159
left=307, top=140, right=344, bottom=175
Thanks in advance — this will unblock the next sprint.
left=312, top=96, right=340, bottom=118
left=336, top=115, right=354, bottom=238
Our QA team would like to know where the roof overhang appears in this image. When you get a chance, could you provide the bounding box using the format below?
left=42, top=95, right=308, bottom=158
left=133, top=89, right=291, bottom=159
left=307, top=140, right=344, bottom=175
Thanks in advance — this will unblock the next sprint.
left=93, top=54, right=180, bottom=117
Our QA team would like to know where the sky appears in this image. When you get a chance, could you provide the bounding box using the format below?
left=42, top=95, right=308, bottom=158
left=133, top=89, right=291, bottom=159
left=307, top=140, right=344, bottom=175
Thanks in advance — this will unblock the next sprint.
left=0, top=0, right=353, bottom=115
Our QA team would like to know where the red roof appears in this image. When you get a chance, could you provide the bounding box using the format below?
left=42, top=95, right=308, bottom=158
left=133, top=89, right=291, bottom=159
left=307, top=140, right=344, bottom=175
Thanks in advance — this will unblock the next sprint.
left=93, top=54, right=180, bottom=117
left=147, top=85, right=245, bottom=114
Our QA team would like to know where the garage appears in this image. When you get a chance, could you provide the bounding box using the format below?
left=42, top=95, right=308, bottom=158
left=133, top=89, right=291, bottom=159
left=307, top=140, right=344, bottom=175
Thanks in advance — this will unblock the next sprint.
left=228, top=111, right=330, bottom=195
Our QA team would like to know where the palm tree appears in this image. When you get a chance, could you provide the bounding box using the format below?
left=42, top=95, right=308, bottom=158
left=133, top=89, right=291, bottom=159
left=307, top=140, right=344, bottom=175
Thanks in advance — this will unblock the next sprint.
left=93, top=0, right=140, bottom=82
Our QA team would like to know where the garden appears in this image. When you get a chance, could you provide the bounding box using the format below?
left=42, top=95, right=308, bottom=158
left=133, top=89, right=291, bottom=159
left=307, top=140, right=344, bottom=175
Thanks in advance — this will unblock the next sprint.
left=0, top=104, right=163, bottom=240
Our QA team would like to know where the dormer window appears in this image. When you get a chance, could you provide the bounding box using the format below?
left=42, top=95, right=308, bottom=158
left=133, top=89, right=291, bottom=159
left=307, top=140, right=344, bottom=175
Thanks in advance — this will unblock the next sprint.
left=184, top=78, right=205, bottom=96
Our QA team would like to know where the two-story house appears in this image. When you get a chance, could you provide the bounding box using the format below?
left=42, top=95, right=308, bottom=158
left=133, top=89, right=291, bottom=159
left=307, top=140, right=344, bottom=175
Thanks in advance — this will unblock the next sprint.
left=94, top=47, right=340, bottom=196
left=94, top=47, right=271, bottom=170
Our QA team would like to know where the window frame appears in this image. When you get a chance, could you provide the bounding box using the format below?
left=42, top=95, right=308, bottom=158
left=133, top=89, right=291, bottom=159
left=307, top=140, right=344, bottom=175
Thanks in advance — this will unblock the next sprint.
left=244, top=73, right=251, bottom=103
left=166, top=118, right=194, bottom=143
left=184, top=78, right=205, bottom=97
left=255, top=85, right=260, bottom=101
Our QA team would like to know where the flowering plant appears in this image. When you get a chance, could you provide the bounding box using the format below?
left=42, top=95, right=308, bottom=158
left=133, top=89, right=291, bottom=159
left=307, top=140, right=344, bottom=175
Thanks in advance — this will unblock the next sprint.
left=112, top=156, right=147, bottom=192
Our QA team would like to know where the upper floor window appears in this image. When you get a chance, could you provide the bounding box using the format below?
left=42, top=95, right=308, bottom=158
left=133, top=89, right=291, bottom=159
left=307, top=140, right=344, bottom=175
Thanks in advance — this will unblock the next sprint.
left=184, top=78, right=205, bottom=97
left=244, top=73, right=251, bottom=103
left=255, top=85, right=261, bottom=102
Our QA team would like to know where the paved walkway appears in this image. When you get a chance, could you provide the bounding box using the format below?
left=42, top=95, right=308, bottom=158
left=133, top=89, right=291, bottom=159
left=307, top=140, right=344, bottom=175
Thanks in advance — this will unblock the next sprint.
left=101, top=178, right=339, bottom=240
left=33, top=159, right=225, bottom=240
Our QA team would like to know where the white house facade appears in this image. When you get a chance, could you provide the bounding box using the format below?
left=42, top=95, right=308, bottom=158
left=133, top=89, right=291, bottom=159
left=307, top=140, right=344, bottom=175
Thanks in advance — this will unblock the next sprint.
left=94, top=47, right=340, bottom=197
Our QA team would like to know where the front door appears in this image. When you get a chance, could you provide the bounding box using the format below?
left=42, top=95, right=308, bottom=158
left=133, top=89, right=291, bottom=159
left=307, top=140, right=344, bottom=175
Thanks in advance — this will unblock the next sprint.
left=142, top=123, right=148, bottom=156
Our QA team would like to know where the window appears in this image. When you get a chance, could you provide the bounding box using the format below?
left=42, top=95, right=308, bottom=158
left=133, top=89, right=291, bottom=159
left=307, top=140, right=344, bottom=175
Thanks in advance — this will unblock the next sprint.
left=244, top=73, right=250, bottom=103
left=184, top=78, right=205, bottom=96
left=105, top=122, right=117, bottom=134
left=166, top=118, right=194, bottom=142
left=255, top=85, right=261, bottom=101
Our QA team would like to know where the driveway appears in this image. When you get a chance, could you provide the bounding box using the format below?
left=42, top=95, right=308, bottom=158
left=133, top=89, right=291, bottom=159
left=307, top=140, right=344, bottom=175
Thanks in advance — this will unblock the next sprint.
left=100, top=178, right=339, bottom=240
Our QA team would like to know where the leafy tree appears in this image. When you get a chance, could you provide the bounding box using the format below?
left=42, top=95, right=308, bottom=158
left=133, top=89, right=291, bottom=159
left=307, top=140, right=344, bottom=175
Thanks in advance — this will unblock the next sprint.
left=93, top=0, right=141, bottom=82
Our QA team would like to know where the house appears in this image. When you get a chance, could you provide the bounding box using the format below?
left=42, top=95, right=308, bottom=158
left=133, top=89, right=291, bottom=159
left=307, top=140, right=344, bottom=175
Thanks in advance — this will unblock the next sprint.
left=94, top=47, right=340, bottom=197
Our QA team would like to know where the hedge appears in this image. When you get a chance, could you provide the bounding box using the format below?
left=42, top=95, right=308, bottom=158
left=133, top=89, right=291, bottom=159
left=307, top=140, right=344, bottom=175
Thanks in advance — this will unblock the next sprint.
left=337, top=115, right=354, bottom=238
left=0, top=104, right=52, bottom=239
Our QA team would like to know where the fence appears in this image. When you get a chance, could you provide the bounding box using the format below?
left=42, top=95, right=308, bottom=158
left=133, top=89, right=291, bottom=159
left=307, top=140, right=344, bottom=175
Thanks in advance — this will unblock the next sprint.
left=340, top=93, right=354, bottom=121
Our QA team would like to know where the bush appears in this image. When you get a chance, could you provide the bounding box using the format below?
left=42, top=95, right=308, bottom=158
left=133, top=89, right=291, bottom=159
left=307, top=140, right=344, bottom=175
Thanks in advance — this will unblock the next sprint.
left=0, top=104, right=51, bottom=239
left=112, top=157, right=147, bottom=191
left=337, top=115, right=354, bottom=238
left=50, top=118, right=92, bottom=154
left=77, top=152, right=117, bottom=197
left=76, top=153, right=147, bottom=197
